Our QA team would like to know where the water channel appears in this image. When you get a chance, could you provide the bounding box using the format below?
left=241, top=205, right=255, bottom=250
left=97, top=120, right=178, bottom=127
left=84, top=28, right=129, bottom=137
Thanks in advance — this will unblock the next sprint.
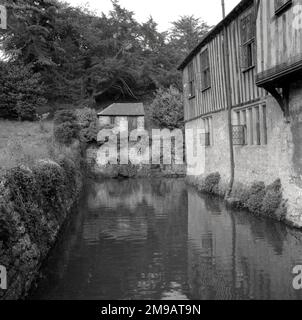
left=29, top=178, right=302, bottom=300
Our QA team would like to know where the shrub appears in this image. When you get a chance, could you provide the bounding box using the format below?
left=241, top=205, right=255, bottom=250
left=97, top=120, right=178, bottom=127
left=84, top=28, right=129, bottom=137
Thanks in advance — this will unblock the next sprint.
left=261, top=179, right=284, bottom=220
left=203, top=172, right=221, bottom=194
left=54, top=122, right=79, bottom=145
left=0, top=207, right=15, bottom=250
left=150, top=86, right=184, bottom=129
left=75, top=108, right=100, bottom=144
left=15, top=101, right=38, bottom=121
left=32, top=161, right=66, bottom=222
left=58, top=156, right=77, bottom=198
left=4, top=167, right=50, bottom=246
left=54, top=110, right=77, bottom=126
left=246, top=181, right=266, bottom=215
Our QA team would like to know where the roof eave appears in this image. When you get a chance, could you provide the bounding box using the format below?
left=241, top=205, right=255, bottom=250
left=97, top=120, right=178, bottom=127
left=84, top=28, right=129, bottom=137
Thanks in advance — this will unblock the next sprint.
left=177, top=0, right=254, bottom=71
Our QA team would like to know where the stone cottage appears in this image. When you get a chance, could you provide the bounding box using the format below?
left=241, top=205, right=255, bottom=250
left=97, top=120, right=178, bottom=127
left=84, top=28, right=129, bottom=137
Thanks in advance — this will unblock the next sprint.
left=98, top=103, right=145, bottom=133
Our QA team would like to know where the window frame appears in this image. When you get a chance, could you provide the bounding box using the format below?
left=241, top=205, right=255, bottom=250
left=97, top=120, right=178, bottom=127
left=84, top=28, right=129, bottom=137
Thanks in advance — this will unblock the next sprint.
left=240, top=13, right=256, bottom=72
left=200, top=48, right=211, bottom=92
left=233, top=105, right=268, bottom=147
left=275, top=0, right=292, bottom=15
left=188, top=61, right=195, bottom=99
left=110, top=116, right=116, bottom=125
left=202, top=117, right=212, bottom=147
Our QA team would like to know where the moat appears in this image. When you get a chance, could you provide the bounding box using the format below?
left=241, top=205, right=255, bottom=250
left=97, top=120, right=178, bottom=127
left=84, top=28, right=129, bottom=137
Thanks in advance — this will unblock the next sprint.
left=29, top=179, right=302, bottom=300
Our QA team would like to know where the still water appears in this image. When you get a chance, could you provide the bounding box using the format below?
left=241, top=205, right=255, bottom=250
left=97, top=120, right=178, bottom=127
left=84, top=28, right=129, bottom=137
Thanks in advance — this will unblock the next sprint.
left=30, top=179, right=302, bottom=300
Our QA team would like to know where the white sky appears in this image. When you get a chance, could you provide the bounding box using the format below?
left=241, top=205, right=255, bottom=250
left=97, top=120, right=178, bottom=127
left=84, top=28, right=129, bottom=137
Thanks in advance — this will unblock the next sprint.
left=65, top=0, right=241, bottom=31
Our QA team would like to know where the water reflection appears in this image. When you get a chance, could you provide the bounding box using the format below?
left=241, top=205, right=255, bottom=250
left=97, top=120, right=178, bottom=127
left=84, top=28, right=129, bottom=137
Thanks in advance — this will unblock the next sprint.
left=187, top=188, right=302, bottom=300
left=30, top=179, right=302, bottom=300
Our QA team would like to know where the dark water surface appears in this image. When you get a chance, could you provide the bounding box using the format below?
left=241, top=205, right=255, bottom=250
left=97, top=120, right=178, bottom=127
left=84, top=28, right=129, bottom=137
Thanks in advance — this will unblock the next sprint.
left=29, top=179, right=302, bottom=300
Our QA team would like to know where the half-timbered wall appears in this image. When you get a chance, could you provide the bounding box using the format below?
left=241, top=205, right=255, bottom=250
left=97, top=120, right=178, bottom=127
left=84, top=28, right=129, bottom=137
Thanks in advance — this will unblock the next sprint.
left=183, top=3, right=266, bottom=122
left=256, top=0, right=302, bottom=77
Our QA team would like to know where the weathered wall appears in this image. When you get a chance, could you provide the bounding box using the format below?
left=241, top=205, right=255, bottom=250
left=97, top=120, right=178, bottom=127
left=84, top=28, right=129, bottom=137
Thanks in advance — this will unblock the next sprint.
left=137, top=116, right=145, bottom=131
left=99, top=116, right=110, bottom=127
left=186, top=82, right=302, bottom=227
left=232, top=82, right=302, bottom=225
left=99, top=116, right=145, bottom=132
left=185, top=111, right=231, bottom=188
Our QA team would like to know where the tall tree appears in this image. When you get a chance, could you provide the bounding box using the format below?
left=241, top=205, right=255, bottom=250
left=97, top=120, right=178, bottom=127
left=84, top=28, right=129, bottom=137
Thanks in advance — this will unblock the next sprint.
left=0, top=0, right=210, bottom=113
left=170, top=15, right=211, bottom=57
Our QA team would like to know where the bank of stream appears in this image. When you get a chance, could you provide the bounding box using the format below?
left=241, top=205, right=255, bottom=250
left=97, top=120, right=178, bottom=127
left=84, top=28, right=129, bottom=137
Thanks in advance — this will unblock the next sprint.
left=29, top=178, right=302, bottom=300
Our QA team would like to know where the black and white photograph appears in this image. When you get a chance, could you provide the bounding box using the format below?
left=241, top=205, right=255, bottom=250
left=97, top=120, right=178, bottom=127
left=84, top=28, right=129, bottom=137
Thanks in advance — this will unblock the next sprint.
left=1, top=0, right=302, bottom=307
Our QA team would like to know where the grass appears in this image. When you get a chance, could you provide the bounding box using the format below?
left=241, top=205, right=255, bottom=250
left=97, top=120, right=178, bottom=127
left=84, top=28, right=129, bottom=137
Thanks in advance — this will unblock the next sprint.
left=0, top=120, right=54, bottom=177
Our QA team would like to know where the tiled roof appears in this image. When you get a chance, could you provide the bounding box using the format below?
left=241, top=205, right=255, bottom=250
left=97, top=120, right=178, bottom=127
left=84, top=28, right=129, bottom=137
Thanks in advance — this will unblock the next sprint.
left=98, top=103, right=145, bottom=116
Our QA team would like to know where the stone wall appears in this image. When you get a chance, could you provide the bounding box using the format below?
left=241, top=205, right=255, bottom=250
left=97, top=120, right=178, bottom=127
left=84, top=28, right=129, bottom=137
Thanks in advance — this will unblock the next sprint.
left=186, top=81, right=302, bottom=228
left=185, top=111, right=231, bottom=190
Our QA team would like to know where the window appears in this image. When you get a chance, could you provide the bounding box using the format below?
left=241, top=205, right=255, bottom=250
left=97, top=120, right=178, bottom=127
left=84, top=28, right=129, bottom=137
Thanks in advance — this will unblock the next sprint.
left=233, top=111, right=247, bottom=145
left=202, top=117, right=212, bottom=147
left=200, top=49, right=211, bottom=91
left=255, top=107, right=261, bottom=145
left=275, top=0, right=292, bottom=15
left=234, top=105, right=268, bottom=146
left=240, top=13, right=255, bottom=71
left=128, top=117, right=138, bottom=131
left=188, top=62, right=195, bottom=99
left=110, top=116, right=115, bottom=125
left=232, top=126, right=247, bottom=145
left=248, top=108, right=254, bottom=145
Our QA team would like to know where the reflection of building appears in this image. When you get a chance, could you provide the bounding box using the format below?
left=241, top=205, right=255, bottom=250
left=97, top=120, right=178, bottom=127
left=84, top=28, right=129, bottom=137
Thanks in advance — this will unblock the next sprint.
left=97, top=103, right=145, bottom=132
left=187, top=189, right=302, bottom=300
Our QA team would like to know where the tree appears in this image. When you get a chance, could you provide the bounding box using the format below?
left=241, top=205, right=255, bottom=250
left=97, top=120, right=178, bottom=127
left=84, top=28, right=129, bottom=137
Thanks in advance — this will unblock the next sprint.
left=0, top=62, right=46, bottom=120
left=170, top=15, right=211, bottom=57
left=0, top=0, right=209, bottom=113
left=150, top=87, right=184, bottom=129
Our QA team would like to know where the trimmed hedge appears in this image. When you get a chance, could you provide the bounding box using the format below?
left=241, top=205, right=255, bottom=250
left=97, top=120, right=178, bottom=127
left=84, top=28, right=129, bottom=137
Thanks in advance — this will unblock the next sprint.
left=0, top=155, right=82, bottom=299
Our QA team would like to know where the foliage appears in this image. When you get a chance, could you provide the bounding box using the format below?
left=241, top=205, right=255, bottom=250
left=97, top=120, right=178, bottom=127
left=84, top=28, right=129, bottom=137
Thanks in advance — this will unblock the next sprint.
left=0, top=62, right=46, bottom=121
left=54, top=122, right=79, bottom=145
left=4, top=167, right=50, bottom=246
left=1, top=0, right=211, bottom=108
left=261, top=179, right=285, bottom=221
left=54, top=110, right=78, bottom=125
left=150, top=87, right=184, bottom=129
left=245, top=182, right=266, bottom=215
left=203, top=172, right=221, bottom=194
left=58, top=156, right=78, bottom=198
left=32, top=162, right=67, bottom=221
left=53, top=110, right=79, bottom=145
left=231, top=179, right=285, bottom=220
left=170, top=15, right=211, bottom=56
left=75, top=108, right=99, bottom=144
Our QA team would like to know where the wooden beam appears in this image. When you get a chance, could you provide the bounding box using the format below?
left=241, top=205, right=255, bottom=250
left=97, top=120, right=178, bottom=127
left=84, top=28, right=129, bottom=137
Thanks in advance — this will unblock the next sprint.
left=263, top=85, right=290, bottom=121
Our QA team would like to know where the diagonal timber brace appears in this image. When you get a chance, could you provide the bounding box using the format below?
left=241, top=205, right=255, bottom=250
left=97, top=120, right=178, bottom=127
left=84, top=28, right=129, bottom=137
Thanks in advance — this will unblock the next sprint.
left=263, top=85, right=290, bottom=120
